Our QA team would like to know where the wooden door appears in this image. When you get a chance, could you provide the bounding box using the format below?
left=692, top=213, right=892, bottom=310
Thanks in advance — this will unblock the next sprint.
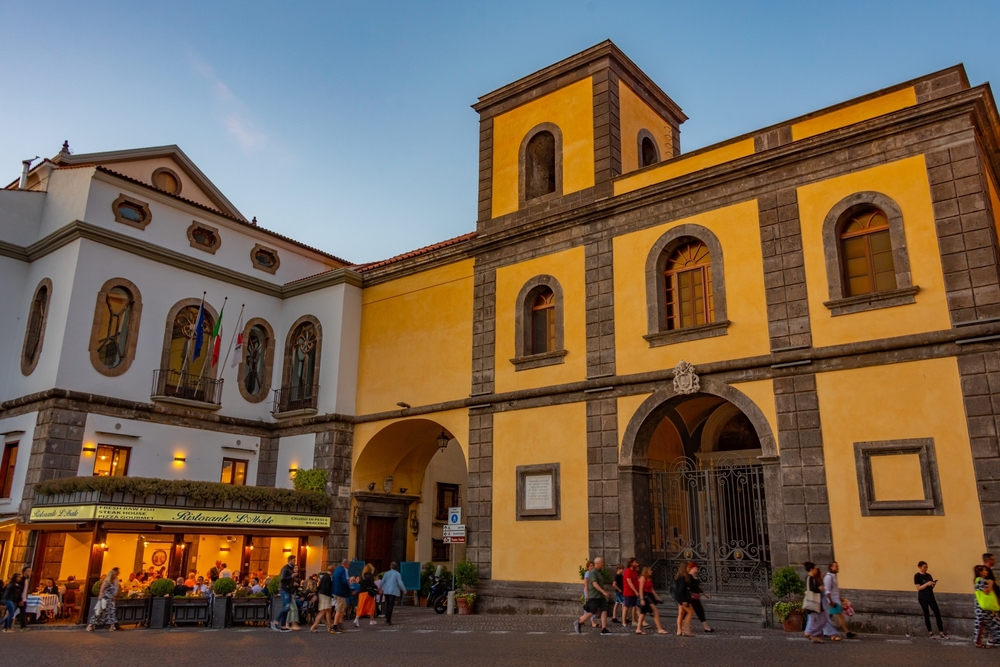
left=364, top=516, right=395, bottom=573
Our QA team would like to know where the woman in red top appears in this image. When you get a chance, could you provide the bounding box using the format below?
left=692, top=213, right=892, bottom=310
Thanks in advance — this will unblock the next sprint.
left=635, top=566, right=669, bottom=635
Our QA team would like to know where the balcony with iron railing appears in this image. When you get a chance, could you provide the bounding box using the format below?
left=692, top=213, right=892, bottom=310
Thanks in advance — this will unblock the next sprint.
left=151, top=368, right=224, bottom=410
left=271, top=383, right=319, bottom=418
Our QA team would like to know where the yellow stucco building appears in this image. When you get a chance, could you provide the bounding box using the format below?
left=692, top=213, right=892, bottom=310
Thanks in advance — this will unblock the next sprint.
left=347, top=41, right=1000, bottom=632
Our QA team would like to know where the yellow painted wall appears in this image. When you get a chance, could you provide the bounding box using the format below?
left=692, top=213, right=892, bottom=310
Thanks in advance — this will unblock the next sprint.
left=730, top=379, right=778, bottom=451
left=356, top=260, right=474, bottom=415
left=492, top=403, right=589, bottom=582
left=494, top=246, right=587, bottom=393
left=798, top=156, right=951, bottom=348
left=491, top=78, right=595, bottom=217
left=984, top=160, right=1000, bottom=243
left=614, top=139, right=755, bottom=196
left=59, top=532, right=92, bottom=581
left=869, top=454, right=924, bottom=501
left=617, top=393, right=653, bottom=454
left=816, top=358, right=985, bottom=594
left=791, top=87, right=916, bottom=141
left=613, top=200, right=771, bottom=376
left=619, top=82, right=673, bottom=174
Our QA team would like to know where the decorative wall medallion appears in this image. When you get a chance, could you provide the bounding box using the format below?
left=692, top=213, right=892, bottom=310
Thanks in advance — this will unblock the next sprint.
left=187, top=221, right=221, bottom=254
left=250, top=243, right=280, bottom=274
left=672, top=360, right=700, bottom=395
left=383, top=475, right=394, bottom=495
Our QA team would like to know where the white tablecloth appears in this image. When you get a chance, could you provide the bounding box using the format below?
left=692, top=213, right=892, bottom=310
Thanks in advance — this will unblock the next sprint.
left=25, top=594, right=60, bottom=615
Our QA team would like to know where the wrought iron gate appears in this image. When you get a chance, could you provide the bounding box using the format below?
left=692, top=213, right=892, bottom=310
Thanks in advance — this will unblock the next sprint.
left=649, top=457, right=770, bottom=595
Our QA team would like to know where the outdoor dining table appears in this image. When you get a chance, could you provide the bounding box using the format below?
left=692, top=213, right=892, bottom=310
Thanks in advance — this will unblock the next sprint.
left=25, top=594, right=60, bottom=616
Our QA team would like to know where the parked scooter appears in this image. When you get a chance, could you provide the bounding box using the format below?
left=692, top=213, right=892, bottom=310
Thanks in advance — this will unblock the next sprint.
left=426, top=566, right=450, bottom=614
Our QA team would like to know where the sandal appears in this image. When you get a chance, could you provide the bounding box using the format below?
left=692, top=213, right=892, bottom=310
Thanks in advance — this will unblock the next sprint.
left=635, top=630, right=646, bottom=635
left=703, top=628, right=714, bottom=633
left=829, top=635, right=842, bottom=641
left=976, top=643, right=989, bottom=649
left=85, top=625, right=93, bottom=632
left=808, top=636, right=824, bottom=644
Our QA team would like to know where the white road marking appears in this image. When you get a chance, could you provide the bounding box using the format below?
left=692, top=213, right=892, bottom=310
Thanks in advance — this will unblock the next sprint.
left=414, top=629, right=434, bottom=633
left=741, top=636, right=762, bottom=639
left=452, top=630, right=471, bottom=634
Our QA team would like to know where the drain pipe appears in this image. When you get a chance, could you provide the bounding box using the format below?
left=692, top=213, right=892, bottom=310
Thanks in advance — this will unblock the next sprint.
left=18, top=156, right=39, bottom=190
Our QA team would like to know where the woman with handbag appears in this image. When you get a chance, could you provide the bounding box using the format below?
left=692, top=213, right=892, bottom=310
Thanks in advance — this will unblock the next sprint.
left=974, top=565, right=1000, bottom=648
left=86, top=567, right=120, bottom=632
left=634, top=566, right=668, bottom=635
left=686, top=563, right=713, bottom=633
left=354, top=564, right=378, bottom=627
left=802, top=562, right=841, bottom=643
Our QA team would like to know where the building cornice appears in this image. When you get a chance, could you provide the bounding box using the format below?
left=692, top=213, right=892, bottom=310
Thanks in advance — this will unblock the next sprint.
left=8, top=219, right=362, bottom=298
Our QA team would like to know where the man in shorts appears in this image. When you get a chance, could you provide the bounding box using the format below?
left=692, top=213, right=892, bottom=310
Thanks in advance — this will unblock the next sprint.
left=574, top=556, right=612, bottom=635
left=621, top=557, right=641, bottom=628
left=611, top=563, right=625, bottom=624
left=331, top=558, right=351, bottom=633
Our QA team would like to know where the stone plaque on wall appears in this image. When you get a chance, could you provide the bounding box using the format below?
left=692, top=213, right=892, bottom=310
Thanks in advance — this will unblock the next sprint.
left=516, top=463, right=560, bottom=520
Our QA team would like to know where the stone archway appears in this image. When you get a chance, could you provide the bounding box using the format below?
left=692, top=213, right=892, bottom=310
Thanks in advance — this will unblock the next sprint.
left=619, top=377, right=781, bottom=574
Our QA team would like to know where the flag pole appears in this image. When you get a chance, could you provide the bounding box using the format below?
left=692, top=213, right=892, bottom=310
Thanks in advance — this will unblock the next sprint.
left=198, top=296, right=226, bottom=383
left=181, top=291, right=206, bottom=377
left=221, top=303, right=245, bottom=373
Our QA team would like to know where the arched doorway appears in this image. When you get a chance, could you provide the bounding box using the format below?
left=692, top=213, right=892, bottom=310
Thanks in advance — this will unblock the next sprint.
left=620, top=380, right=777, bottom=595
left=352, top=419, right=468, bottom=572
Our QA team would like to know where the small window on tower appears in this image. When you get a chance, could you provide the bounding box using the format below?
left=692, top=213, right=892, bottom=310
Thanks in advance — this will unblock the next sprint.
left=152, top=168, right=181, bottom=195
left=641, top=136, right=659, bottom=167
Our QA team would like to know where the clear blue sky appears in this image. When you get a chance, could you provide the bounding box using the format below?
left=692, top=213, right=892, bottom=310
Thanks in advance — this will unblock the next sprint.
left=2, top=1, right=998, bottom=264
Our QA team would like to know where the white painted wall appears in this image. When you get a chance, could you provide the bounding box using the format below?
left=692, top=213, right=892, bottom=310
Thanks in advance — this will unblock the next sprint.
left=274, top=434, right=315, bottom=490
left=0, top=412, right=38, bottom=516
left=0, top=189, right=45, bottom=246
left=0, top=256, right=29, bottom=397
left=414, top=439, right=468, bottom=565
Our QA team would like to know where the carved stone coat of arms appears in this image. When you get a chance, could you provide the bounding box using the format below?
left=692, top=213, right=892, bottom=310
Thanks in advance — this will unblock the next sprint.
left=672, top=360, right=700, bottom=395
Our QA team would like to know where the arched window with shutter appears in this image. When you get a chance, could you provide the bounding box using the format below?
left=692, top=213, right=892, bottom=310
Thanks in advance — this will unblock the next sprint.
left=89, top=278, right=143, bottom=377
left=512, top=276, right=567, bottom=371
left=518, top=123, right=563, bottom=207
left=664, top=240, right=714, bottom=330
left=21, top=278, right=52, bottom=375
left=276, top=316, right=322, bottom=415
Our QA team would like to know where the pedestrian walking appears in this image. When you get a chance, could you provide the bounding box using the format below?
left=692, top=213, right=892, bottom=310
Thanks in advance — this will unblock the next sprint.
left=86, top=567, right=120, bottom=632
left=286, top=565, right=303, bottom=631
left=824, top=562, right=854, bottom=638
left=14, top=566, right=31, bottom=631
left=582, top=561, right=597, bottom=627
left=611, top=563, right=624, bottom=624
left=574, top=556, right=612, bottom=635
left=380, top=561, right=406, bottom=626
left=271, top=555, right=295, bottom=632
left=2, top=573, right=22, bottom=633
left=974, top=564, right=1000, bottom=648
left=914, top=561, right=947, bottom=639
left=621, top=557, right=641, bottom=629
left=672, top=563, right=695, bottom=636
left=635, top=566, right=669, bottom=635
left=354, top=564, right=378, bottom=627
left=802, top=562, right=841, bottom=643
left=311, top=563, right=334, bottom=633
left=331, top=558, right=352, bottom=633
left=686, top=563, right=713, bottom=633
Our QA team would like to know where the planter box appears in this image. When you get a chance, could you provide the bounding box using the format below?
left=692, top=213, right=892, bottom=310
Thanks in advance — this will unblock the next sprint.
left=271, top=596, right=285, bottom=626
left=211, top=597, right=230, bottom=629
left=116, top=598, right=150, bottom=626
left=171, top=597, right=211, bottom=626
left=231, top=598, right=270, bottom=625
left=457, top=597, right=474, bottom=615
left=782, top=610, right=805, bottom=632
left=149, top=597, right=172, bottom=629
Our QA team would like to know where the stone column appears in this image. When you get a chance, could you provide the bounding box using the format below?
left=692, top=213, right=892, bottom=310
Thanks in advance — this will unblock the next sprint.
left=956, top=351, right=1000, bottom=552
left=314, top=425, right=354, bottom=565
left=18, top=406, right=87, bottom=520
left=467, top=411, right=493, bottom=579
left=587, top=397, right=620, bottom=566
left=618, top=465, right=650, bottom=564
left=758, top=189, right=812, bottom=352
left=255, top=435, right=280, bottom=487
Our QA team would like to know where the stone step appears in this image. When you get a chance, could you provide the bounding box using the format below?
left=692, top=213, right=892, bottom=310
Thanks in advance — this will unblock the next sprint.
left=654, top=595, right=769, bottom=627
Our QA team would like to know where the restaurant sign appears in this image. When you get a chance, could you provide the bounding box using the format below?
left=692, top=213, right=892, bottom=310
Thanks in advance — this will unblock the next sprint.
left=30, top=504, right=331, bottom=529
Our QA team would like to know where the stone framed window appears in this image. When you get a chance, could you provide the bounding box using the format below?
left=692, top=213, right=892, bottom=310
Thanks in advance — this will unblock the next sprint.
left=275, top=315, right=322, bottom=415
left=644, top=224, right=729, bottom=347
left=511, top=275, right=567, bottom=371
left=853, top=438, right=943, bottom=516
left=638, top=129, right=660, bottom=168
left=88, top=278, right=142, bottom=377
left=238, top=317, right=275, bottom=403
left=153, top=298, right=222, bottom=406
left=516, top=463, right=561, bottom=521
left=187, top=221, right=222, bottom=254
left=519, top=123, right=563, bottom=207
left=822, top=191, right=917, bottom=316
left=251, top=243, right=280, bottom=274
left=152, top=167, right=182, bottom=195
left=111, top=193, right=152, bottom=230
left=21, top=278, right=52, bottom=376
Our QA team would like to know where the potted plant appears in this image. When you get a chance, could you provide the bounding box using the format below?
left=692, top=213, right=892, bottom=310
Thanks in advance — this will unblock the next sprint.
left=148, top=578, right=175, bottom=629
left=115, top=587, right=151, bottom=626
left=172, top=589, right=212, bottom=626
left=454, top=560, right=479, bottom=615
left=268, top=575, right=283, bottom=624
left=770, top=566, right=806, bottom=632
left=211, top=578, right=237, bottom=628
left=231, top=588, right=270, bottom=625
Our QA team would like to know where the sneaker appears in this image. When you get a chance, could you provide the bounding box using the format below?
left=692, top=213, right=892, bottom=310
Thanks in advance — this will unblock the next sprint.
left=600, top=628, right=611, bottom=635
left=611, top=618, right=620, bottom=624
left=353, top=619, right=360, bottom=628
left=940, top=633, right=949, bottom=640
left=573, top=620, right=581, bottom=634
left=846, top=632, right=857, bottom=639
left=271, top=622, right=281, bottom=631
left=370, top=620, right=377, bottom=626
left=280, top=627, right=291, bottom=633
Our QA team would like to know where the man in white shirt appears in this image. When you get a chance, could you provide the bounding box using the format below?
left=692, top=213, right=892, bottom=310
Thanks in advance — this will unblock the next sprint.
left=250, top=577, right=263, bottom=594
left=220, top=563, right=232, bottom=579
left=823, top=562, right=855, bottom=639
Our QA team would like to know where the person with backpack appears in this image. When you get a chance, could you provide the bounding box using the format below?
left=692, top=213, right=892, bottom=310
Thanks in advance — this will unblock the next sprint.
left=672, top=563, right=695, bottom=636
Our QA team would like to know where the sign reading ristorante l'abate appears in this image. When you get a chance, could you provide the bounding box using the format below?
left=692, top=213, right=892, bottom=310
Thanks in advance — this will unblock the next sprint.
left=29, top=505, right=330, bottom=529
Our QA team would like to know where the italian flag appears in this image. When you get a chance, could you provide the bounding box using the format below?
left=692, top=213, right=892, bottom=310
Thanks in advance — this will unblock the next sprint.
left=211, top=303, right=224, bottom=367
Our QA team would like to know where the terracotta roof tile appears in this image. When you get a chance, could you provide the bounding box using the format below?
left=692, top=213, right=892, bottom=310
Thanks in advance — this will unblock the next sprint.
left=352, top=231, right=476, bottom=273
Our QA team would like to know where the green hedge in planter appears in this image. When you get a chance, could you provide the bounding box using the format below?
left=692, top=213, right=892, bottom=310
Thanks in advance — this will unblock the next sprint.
left=213, top=578, right=237, bottom=596
left=35, top=476, right=331, bottom=512
left=455, top=560, right=478, bottom=592
left=292, top=468, right=327, bottom=494
left=150, top=578, right=176, bottom=598
left=267, top=576, right=280, bottom=596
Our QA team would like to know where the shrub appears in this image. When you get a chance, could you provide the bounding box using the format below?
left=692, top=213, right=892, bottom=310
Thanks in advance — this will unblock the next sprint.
left=773, top=601, right=803, bottom=623
left=233, top=588, right=249, bottom=598
left=771, top=566, right=805, bottom=600
left=35, top=475, right=331, bottom=512
left=456, top=592, right=477, bottom=604
left=212, top=577, right=237, bottom=596
left=150, top=578, right=175, bottom=598
left=92, top=581, right=101, bottom=596
left=267, top=576, right=281, bottom=596
left=292, top=468, right=327, bottom=494
left=454, top=560, right=479, bottom=592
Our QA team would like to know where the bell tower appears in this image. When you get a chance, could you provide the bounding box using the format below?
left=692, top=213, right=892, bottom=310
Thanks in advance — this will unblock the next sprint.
left=472, top=40, right=686, bottom=230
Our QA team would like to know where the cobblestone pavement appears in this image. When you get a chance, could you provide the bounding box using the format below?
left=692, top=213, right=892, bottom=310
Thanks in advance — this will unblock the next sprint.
left=1, top=609, right=993, bottom=666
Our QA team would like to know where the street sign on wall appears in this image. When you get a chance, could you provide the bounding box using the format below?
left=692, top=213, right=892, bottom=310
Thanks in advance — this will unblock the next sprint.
left=443, top=536, right=466, bottom=544
left=448, top=507, right=462, bottom=525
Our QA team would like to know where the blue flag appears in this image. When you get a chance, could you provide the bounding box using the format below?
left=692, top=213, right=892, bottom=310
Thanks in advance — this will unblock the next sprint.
left=192, top=300, right=206, bottom=360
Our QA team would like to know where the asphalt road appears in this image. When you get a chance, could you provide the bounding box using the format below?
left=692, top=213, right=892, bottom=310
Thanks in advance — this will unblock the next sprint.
left=1, top=609, right=992, bottom=667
